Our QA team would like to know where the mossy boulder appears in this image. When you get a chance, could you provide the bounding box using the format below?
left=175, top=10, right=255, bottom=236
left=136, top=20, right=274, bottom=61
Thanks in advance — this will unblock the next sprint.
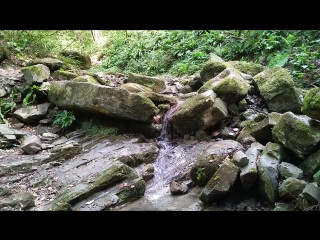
left=200, top=61, right=228, bottom=82
left=73, top=75, right=100, bottom=84
left=227, top=61, right=266, bottom=76
left=21, top=64, right=50, bottom=86
left=48, top=81, right=159, bottom=122
left=237, top=112, right=282, bottom=145
left=168, top=90, right=228, bottom=136
left=49, top=163, right=141, bottom=210
left=60, top=50, right=91, bottom=69
left=301, top=87, right=320, bottom=120
left=26, top=57, right=63, bottom=72
left=127, top=73, right=166, bottom=93
left=199, top=160, right=239, bottom=203
left=0, top=42, right=9, bottom=63
left=299, top=150, right=320, bottom=179
left=257, top=143, right=283, bottom=203
left=121, top=83, right=153, bottom=93
left=272, top=112, right=320, bottom=160
left=138, top=92, right=178, bottom=106
left=198, top=68, right=250, bottom=104
left=52, top=70, right=78, bottom=80
left=253, top=67, right=302, bottom=113
left=279, top=177, right=307, bottom=199
left=190, top=140, right=243, bottom=186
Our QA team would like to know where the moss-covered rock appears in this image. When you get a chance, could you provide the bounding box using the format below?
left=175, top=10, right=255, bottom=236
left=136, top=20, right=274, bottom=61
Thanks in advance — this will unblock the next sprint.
left=73, top=75, right=100, bottom=84
left=198, top=68, right=250, bottom=104
left=301, top=87, right=320, bottom=120
left=190, top=140, right=243, bottom=186
left=138, top=92, right=178, bottom=106
left=279, top=177, right=307, bottom=199
left=60, top=50, right=91, bottom=70
left=48, top=81, right=159, bottom=122
left=127, top=73, right=166, bottom=93
left=21, top=64, right=50, bottom=86
left=26, top=57, right=63, bottom=72
left=227, top=61, right=266, bottom=76
left=121, top=83, right=153, bottom=93
left=237, top=113, right=282, bottom=145
left=0, top=42, right=9, bottom=63
left=52, top=70, right=78, bottom=80
left=168, top=90, right=228, bottom=136
left=200, top=61, right=228, bottom=82
left=272, top=112, right=320, bottom=159
left=199, top=160, right=239, bottom=203
left=299, top=149, right=320, bottom=179
left=253, top=67, right=302, bottom=113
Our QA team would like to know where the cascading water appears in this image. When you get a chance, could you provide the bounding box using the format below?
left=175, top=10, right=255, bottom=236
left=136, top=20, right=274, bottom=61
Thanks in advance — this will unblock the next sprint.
left=144, top=102, right=187, bottom=201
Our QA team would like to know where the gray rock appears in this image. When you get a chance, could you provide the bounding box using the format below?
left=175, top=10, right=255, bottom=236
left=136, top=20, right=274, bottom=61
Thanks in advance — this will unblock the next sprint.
left=257, top=145, right=281, bottom=203
left=300, top=149, right=320, bottom=179
left=250, top=142, right=265, bottom=151
left=302, top=183, right=320, bottom=205
left=200, top=160, right=239, bottom=203
left=21, top=135, right=42, bottom=155
left=170, top=180, right=188, bottom=195
left=279, top=177, right=307, bottom=199
left=240, top=147, right=258, bottom=189
left=0, top=191, right=35, bottom=210
left=296, top=193, right=314, bottom=211
left=279, top=162, right=303, bottom=179
left=13, top=102, right=51, bottom=124
left=232, top=150, right=249, bottom=167
left=21, top=64, right=50, bottom=86
left=26, top=57, right=63, bottom=72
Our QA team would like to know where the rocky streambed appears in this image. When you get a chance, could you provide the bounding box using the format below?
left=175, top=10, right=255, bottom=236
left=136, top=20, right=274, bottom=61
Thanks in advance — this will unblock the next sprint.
left=1, top=49, right=320, bottom=211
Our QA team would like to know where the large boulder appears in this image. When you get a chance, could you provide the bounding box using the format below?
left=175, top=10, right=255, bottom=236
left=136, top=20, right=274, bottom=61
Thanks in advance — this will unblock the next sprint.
left=73, top=75, right=100, bottom=84
left=13, top=102, right=51, bottom=124
left=121, top=83, right=153, bottom=93
left=240, top=147, right=259, bottom=189
left=200, top=61, right=227, bottom=82
left=227, top=61, right=266, bottom=76
left=168, top=90, right=228, bottom=136
left=60, top=50, right=91, bottom=69
left=272, top=112, right=320, bottom=160
left=301, top=87, right=320, bottom=120
left=253, top=67, right=302, bottom=113
left=21, top=64, right=51, bottom=86
left=48, top=81, right=159, bottom=122
left=190, top=140, right=243, bottom=186
left=127, top=73, right=166, bottom=93
left=279, top=177, right=307, bottom=199
left=52, top=70, right=78, bottom=80
left=199, top=160, right=239, bottom=203
left=26, top=57, right=63, bottom=72
left=299, top=149, right=320, bottom=179
left=198, top=68, right=250, bottom=104
left=237, top=112, right=282, bottom=145
left=257, top=142, right=286, bottom=203
left=0, top=42, right=9, bottom=63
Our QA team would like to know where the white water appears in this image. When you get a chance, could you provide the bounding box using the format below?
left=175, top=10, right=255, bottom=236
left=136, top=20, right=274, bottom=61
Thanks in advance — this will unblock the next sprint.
left=144, top=102, right=189, bottom=201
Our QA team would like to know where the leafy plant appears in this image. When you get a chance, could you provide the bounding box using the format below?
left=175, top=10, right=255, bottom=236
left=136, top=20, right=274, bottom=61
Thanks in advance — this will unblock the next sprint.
left=22, top=85, right=45, bottom=107
left=196, top=167, right=206, bottom=181
left=0, top=91, right=17, bottom=125
left=53, top=110, right=76, bottom=129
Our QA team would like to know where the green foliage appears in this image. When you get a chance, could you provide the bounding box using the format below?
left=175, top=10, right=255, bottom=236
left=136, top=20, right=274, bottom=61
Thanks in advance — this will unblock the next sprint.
left=53, top=110, right=76, bottom=129
left=0, top=91, right=17, bottom=125
left=22, top=85, right=44, bottom=107
left=196, top=167, right=206, bottom=181
left=79, top=120, right=118, bottom=137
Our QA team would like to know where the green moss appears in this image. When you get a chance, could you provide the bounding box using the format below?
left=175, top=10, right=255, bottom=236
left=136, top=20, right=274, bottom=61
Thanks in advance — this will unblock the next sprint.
left=21, top=64, right=47, bottom=78
left=73, top=75, right=99, bottom=84
left=301, top=88, right=320, bottom=112
left=200, top=61, right=227, bottom=82
left=52, top=70, right=78, bottom=80
left=227, top=61, right=265, bottom=76
left=213, top=77, right=248, bottom=102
